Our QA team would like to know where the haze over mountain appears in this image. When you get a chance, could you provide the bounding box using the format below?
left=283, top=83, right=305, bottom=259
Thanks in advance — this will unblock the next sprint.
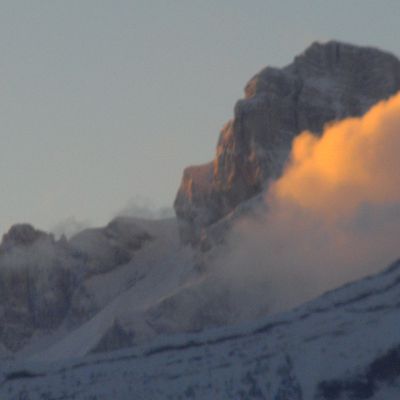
left=1, top=41, right=400, bottom=399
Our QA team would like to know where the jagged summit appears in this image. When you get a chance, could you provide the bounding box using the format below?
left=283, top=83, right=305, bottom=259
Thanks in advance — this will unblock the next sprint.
left=0, top=224, right=51, bottom=253
left=174, top=40, right=400, bottom=245
left=293, top=39, right=399, bottom=65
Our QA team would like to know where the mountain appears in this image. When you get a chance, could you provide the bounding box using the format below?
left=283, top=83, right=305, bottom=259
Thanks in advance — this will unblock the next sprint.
left=0, top=218, right=196, bottom=358
left=1, top=40, right=400, bottom=398
left=2, top=257, right=400, bottom=399
left=174, top=40, right=400, bottom=245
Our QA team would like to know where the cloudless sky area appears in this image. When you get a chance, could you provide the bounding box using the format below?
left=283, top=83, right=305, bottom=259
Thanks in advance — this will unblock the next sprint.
left=1, top=1, right=400, bottom=235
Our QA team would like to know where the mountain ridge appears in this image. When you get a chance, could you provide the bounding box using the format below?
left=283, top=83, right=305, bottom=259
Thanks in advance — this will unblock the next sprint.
left=174, top=40, right=400, bottom=245
left=1, top=42, right=400, bottom=397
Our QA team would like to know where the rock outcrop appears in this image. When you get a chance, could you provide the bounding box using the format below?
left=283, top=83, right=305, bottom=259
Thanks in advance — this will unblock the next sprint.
left=0, top=224, right=49, bottom=253
left=0, top=225, right=76, bottom=351
left=174, top=41, right=400, bottom=244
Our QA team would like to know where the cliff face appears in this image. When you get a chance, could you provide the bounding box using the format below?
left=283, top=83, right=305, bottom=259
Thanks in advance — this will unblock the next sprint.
left=174, top=41, right=400, bottom=244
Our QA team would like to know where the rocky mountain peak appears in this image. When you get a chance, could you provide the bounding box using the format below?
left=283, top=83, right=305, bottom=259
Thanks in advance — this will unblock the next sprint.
left=174, top=41, right=400, bottom=245
left=0, top=224, right=52, bottom=253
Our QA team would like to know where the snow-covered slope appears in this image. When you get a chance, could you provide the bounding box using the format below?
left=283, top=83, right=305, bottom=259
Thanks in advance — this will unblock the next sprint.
left=28, top=217, right=197, bottom=361
left=2, top=258, right=400, bottom=399
left=0, top=217, right=198, bottom=358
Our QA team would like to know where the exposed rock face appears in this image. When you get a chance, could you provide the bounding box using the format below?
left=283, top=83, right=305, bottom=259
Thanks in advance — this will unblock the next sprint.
left=174, top=41, right=400, bottom=244
left=69, top=217, right=152, bottom=276
left=0, top=224, right=48, bottom=253
left=0, top=225, right=76, bottom=351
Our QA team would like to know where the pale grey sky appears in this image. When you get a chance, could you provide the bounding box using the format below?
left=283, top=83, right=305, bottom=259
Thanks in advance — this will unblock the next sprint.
left=1, top=1, right=400, bottom=235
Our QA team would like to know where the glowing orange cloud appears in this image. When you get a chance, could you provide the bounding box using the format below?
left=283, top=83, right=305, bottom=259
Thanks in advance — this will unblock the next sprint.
left=214, top=92, right=400, bottom=316
left=272, top=92, right=400, bottom=218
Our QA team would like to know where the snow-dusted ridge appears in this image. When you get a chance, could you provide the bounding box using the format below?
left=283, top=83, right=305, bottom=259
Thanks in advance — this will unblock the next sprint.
left=0, top=217, right=199, bottom=359
left=2, top=258, right=400, bottom=399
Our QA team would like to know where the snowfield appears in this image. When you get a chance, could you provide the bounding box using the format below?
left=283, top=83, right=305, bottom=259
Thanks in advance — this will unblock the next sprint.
left=1, top=258, right=400, bottom=399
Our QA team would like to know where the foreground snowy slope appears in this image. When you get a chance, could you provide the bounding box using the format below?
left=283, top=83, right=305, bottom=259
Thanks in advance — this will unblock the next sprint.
left=2, top=258, right=400, bottom=399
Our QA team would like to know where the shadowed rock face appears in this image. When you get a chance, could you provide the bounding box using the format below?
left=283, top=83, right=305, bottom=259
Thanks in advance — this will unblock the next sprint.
left=0, top=225, right=76, bottom=351
left=174, top=41, right=400, bottom=245
left=0, top=224, right=49, bottom=253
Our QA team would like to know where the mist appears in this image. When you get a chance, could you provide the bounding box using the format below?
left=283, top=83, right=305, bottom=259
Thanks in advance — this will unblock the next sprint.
left=115, top=196, right=174, bottom=220
left=51, top=217, right=92, bottom=239
left=212, top=92, right=400, bottom=315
